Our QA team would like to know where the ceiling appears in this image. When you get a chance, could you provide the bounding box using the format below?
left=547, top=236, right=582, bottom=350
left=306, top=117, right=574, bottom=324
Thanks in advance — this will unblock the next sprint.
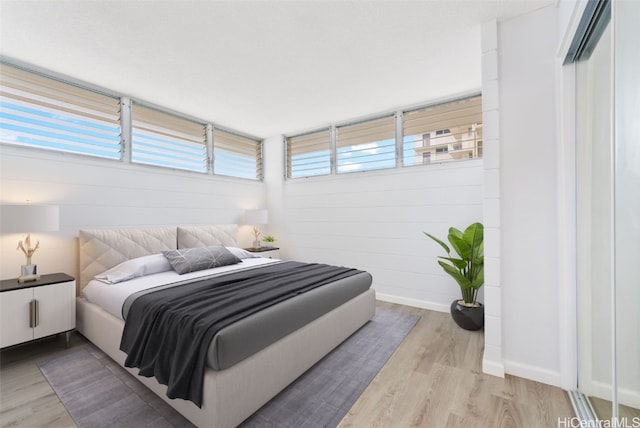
left=0, top=0, right=554, bottom=139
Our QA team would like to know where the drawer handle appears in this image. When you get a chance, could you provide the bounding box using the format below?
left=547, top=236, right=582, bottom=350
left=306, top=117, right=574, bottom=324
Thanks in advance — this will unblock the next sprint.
left=29, top=300, right=39, bottom=328
left=34, top=300, right=39, bottom=327
left=29, top=300, right=35, bottom=328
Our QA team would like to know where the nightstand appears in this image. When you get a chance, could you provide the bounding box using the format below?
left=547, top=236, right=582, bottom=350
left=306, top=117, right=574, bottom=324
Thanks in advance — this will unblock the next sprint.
left=244, top=247, right=281, bottom=259
left=0, top=273, right=76, bottom=348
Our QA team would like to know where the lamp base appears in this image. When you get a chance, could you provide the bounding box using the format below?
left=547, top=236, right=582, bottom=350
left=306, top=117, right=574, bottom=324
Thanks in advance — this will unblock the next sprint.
left=18, top=274, right=40, bottom=283
left=19, top=264, right=39, bottom=282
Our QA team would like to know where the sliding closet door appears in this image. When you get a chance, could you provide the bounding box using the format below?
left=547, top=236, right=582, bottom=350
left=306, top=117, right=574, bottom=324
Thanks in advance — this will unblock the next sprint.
left=575, top=0, right=640, bottom=420
left=614, top=0, right=640, bottom=419
left=575, top=21, right=613, bottom=418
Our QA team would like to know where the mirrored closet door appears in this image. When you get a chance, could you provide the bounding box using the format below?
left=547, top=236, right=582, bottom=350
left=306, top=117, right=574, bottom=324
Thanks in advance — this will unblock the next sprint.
left=574, top=0, right=640, bottom=422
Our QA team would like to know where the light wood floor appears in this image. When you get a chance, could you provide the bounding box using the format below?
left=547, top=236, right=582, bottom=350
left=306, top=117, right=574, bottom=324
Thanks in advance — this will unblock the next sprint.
left=590, top=396, right=640, bottom=421
left=0, top=301, right=574, bottom=427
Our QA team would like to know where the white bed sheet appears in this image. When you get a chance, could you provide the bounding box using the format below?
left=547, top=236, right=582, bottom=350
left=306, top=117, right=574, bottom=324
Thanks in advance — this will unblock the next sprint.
left=83, top=257, right=280, bottom=320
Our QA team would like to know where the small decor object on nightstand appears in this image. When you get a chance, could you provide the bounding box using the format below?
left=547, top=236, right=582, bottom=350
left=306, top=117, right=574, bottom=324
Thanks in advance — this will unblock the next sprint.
left=262, top=235, right=276, bottom=248
left=246, top=209, right=268, bottom=249
left=0, top=204, right=59, bottom=283
left=18, top=234, right=40, bottom=281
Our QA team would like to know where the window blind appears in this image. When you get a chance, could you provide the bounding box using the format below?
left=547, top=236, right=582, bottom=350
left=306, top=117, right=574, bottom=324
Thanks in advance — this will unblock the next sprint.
left=131, top=103, right=207, bottom=172
left=402, top=95, right=482, bottom=166
left=0, top=63, right=121, bottom=159
left=213, top=129, right=262, bottom=180
left=286, top=129, right=331, bottom=178
left=335, top=115, right=396, bottom=173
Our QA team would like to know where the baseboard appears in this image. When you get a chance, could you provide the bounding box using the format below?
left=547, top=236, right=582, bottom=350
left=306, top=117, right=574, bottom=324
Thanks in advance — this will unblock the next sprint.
left=483, top=357, right=505, bottom=378
left=375, top=293, right=449, bottom=313
left=503, top=359, right=563, bottom=388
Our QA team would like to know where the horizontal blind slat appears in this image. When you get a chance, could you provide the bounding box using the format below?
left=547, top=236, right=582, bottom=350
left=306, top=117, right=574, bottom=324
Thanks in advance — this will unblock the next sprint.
left=402, top=95, right=482, bottom=167
left=132, top=104, right=205, bottom=137
left=131, top=121, right=205, bottom=145
left=2, top=98, right=119, bottom=131
left=0, top=64, right=120, bottom=116
left=1, top=79, right=119, bottom=116
left=1, top=118, right=120, bottom=148
left=286, top=129, right=331, bottom=178
left=336, top=116, right=395, bottom=148
left=0, top=63, right=121, bottom=159
left=403, top=96, right=482, bottom=136
left=1, top=87, right=120, bottom=124
left=213, top=129, right=261, bottom=180
left=131, top=103, right=206, bottom=172
left=335, top=115, right=396, bottom=173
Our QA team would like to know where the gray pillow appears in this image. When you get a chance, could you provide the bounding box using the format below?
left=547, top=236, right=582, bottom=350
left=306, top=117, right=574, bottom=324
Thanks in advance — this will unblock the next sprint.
left=162, top=245, right=241, bottom=274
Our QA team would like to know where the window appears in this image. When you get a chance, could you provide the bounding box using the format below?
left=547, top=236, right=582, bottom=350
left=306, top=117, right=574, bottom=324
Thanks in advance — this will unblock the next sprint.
left=0, top=63, right=121, bottom=159
left=286, top=129, right=331, bottom=178
left=402, top=95, right=482, bottom=166
left=1, top=62, right=263, bottom=179
left=130, top=103, right=207, bottom=172
left=213, top=129, right=262, bottom=180
left=336, top=115, right=395, bottom=173
left=285, top=95, right=481, bottom=179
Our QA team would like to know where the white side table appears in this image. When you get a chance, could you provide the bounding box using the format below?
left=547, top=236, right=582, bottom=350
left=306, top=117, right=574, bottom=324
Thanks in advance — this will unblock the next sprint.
left=0, top=273, right=76, bottom=348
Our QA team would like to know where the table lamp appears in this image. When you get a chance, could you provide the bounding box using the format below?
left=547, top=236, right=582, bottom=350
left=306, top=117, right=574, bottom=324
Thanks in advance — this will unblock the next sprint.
left=1, top=204, right=59, bottom=282
left=246, top=209, right=268, bottom=249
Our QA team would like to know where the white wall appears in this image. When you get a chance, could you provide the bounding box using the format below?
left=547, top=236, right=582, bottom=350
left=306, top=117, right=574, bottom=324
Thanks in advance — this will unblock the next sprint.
left=0, top=145, right=266, bottom=281
left=263, top=137, right=484, bottom=311
left=498, top=5, right=562, bottom=385
left=480, top=18, right=504, bottom=378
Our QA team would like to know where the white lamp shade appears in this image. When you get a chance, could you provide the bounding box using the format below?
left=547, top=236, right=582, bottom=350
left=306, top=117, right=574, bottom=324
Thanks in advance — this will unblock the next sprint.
left=246, top=209, right=268, bottom=225
left=1, top=205, right=59, bottom=233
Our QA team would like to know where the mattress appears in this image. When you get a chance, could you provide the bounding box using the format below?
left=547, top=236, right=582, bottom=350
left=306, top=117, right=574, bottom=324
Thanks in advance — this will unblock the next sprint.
left=83, top=258, right=373, bottom=370
left=83, top=258, right=278, bottom=320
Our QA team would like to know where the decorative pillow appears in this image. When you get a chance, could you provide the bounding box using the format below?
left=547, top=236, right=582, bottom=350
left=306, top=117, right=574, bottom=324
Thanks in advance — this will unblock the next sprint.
left=226, top=247, right=260, bottom=259
left=162, top=245, right=242, bottom=274
left=94, top=254, right=172, bottom=284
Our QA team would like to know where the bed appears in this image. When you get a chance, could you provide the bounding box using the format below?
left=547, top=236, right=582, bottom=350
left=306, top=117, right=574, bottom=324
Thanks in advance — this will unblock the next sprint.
left=75, top=224, right=376, bottom=427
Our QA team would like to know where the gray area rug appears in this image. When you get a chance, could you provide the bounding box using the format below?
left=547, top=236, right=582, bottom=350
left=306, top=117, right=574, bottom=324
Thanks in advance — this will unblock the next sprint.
left=39, top=308, right=419, bottom=428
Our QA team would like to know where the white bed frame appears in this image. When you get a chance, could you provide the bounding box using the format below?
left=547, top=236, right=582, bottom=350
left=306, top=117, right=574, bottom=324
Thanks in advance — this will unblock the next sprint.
left=75, top=224, right=376, bottom=428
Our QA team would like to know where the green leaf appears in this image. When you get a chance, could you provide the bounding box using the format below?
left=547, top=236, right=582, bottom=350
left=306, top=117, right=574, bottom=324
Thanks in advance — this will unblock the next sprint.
left=448, top=234, right=471, bottom=260
left=448, top=227, right=463, bottom=241
left=438, top=256, right=467, bottom=270
left=438, top=260, right=471, bottom=288
left=424, top=232, right=451, bottom=255
left=463, top=222, right=484, bottom=261
left=471, top=266, right=484, bottom=288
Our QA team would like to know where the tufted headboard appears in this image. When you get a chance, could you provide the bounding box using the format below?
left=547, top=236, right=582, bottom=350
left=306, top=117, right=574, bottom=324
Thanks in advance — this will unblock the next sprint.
left=177, top=224, right=237, bottom=249
left=78, top=224, right=238, bottom=289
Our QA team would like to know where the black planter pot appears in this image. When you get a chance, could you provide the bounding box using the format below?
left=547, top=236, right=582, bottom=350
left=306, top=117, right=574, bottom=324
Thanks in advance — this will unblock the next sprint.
left=450, top=300, right=484, bottom=331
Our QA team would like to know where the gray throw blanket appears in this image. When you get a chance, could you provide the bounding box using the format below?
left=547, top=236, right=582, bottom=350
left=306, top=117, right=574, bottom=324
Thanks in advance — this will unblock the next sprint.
left=119, top=261, right=362, bottom=407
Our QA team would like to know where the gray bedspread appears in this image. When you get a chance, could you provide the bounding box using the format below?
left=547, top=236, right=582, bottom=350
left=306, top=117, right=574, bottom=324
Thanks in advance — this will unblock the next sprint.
left=119, top=261, right=372, bottom=407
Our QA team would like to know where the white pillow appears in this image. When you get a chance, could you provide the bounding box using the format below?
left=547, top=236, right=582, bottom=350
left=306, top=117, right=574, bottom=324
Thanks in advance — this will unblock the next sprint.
left=94, top=254, right=172, bottom=284
left=226, top=247, right=260, bottom=259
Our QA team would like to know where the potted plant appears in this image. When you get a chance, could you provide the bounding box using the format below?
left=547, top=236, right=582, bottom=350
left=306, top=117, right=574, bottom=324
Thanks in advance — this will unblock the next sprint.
left=424, top=222, right=484, bottom=331
left=262, top=235, right=276, bottom=248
